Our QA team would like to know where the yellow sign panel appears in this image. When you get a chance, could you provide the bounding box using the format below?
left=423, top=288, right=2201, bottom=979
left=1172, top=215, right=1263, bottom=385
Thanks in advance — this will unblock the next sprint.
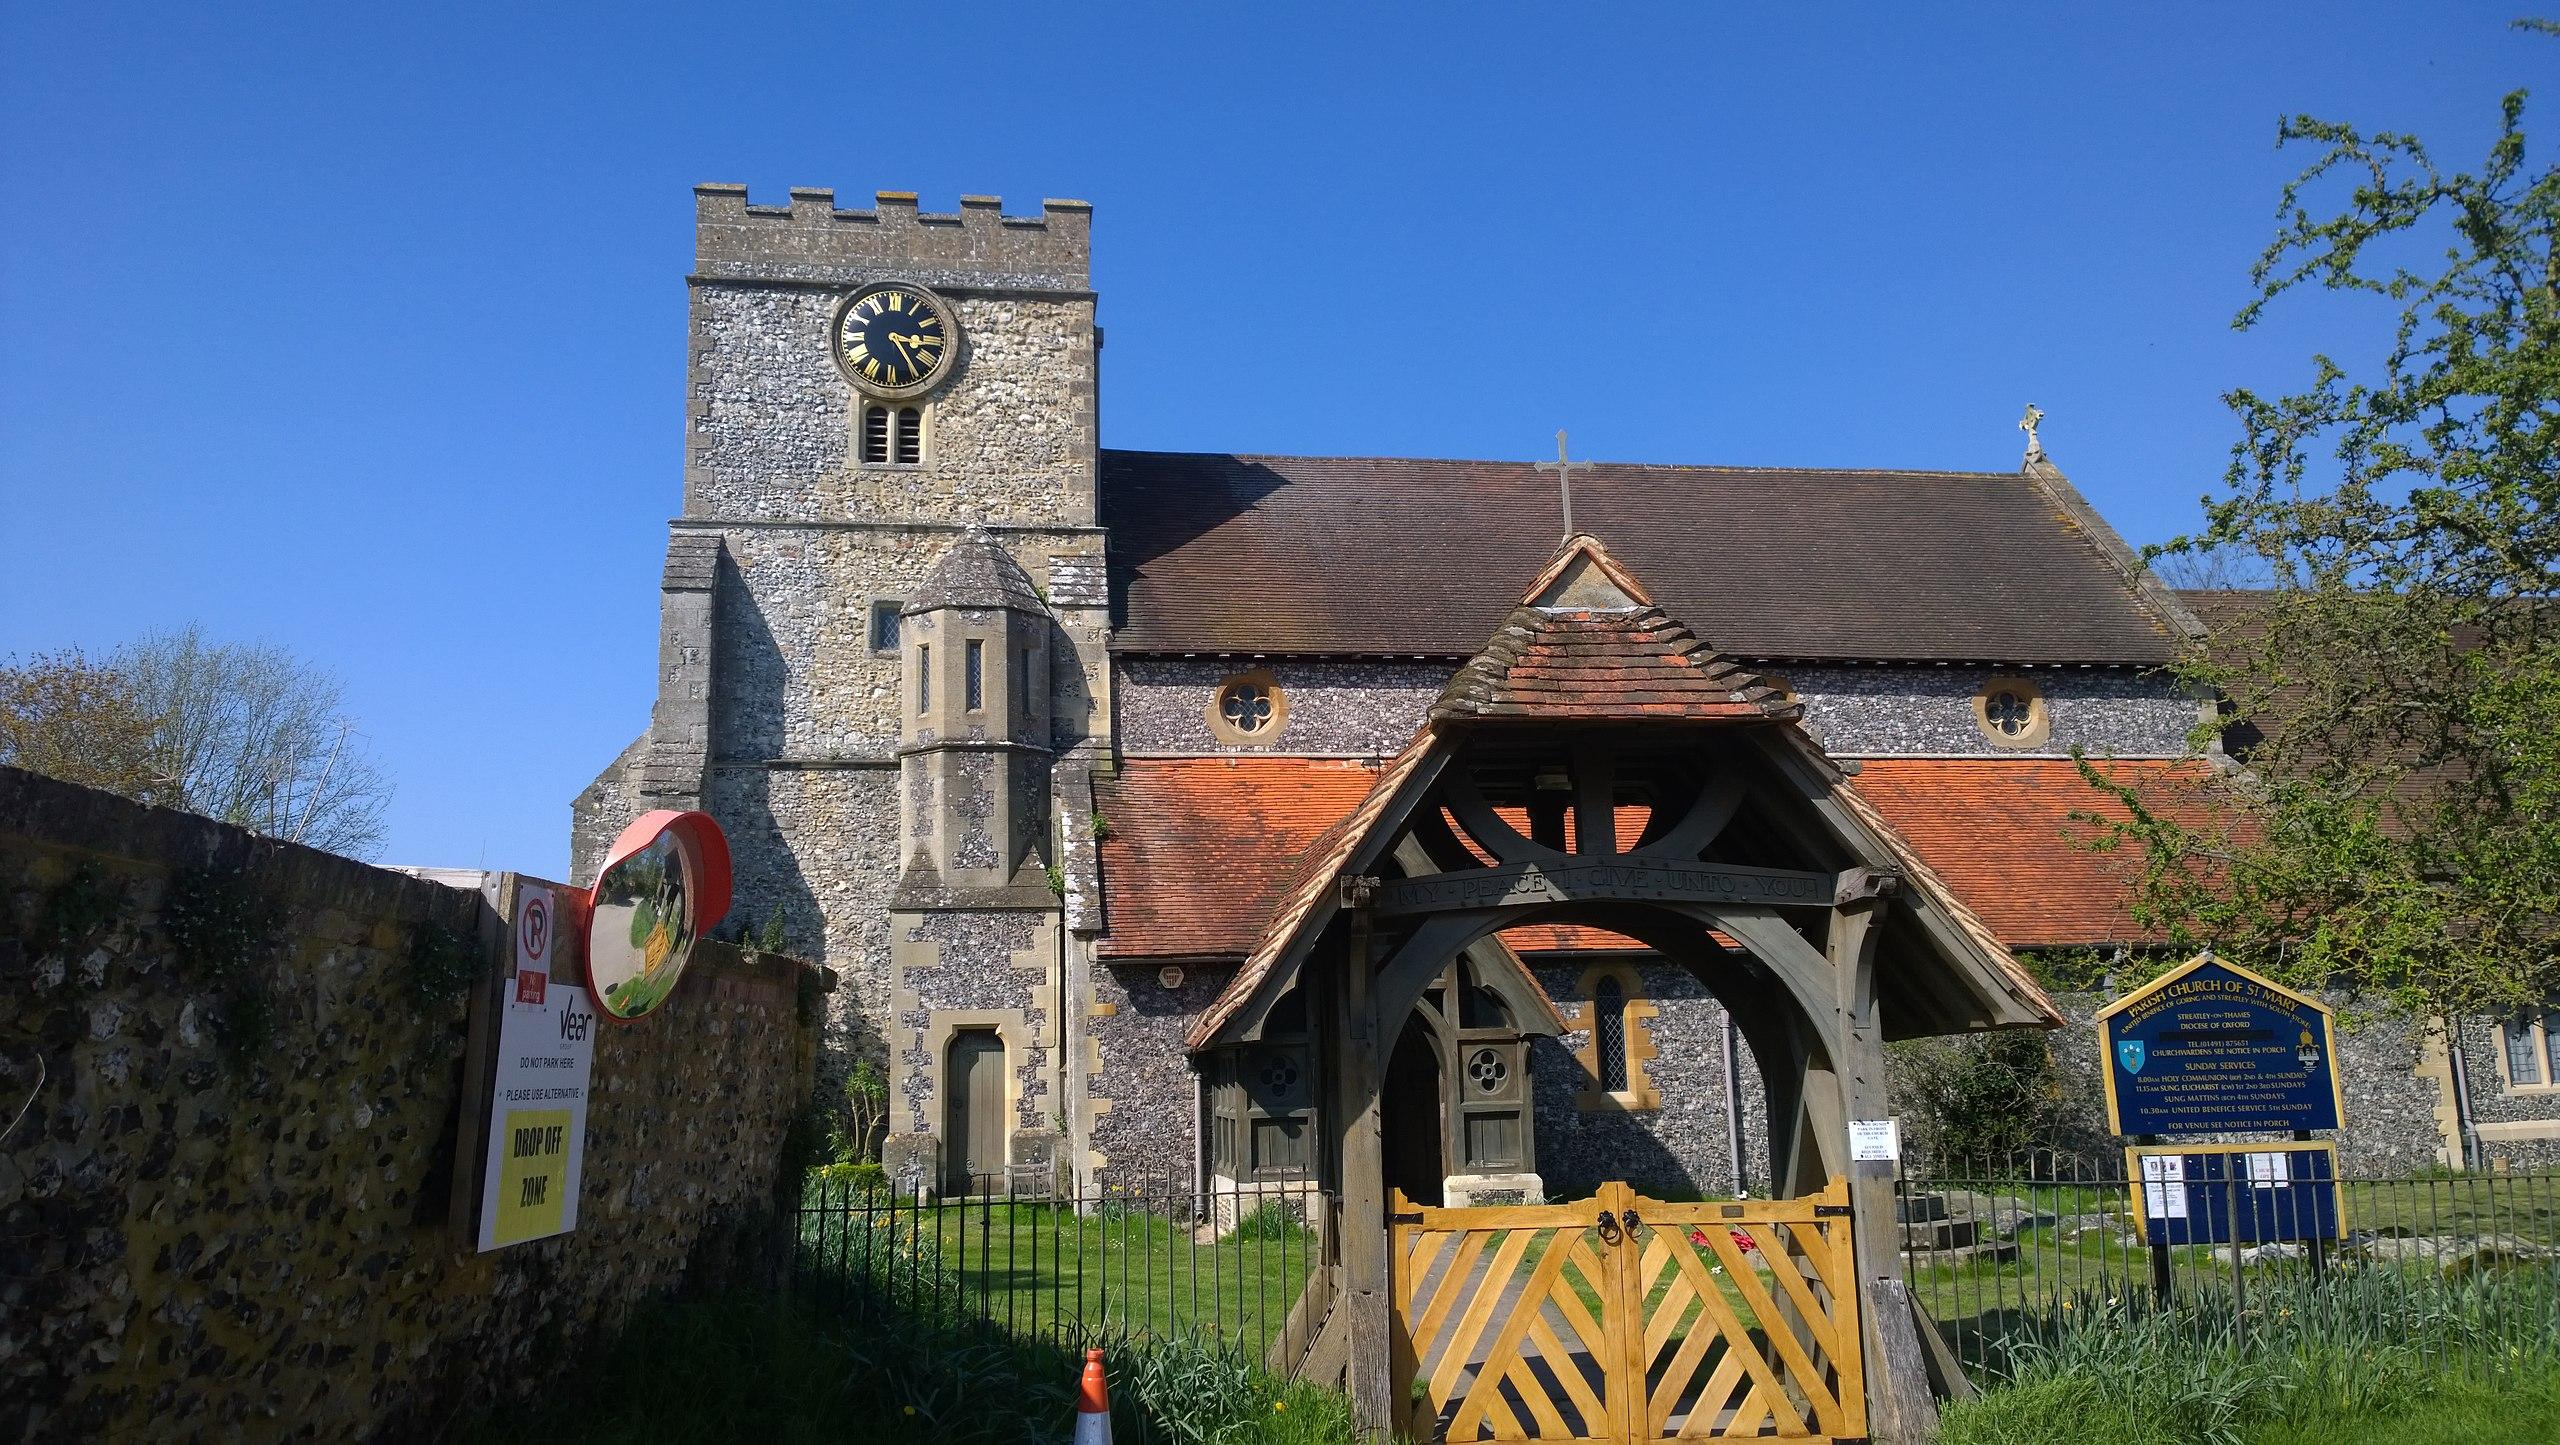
left=491, top=1107, right=573, bottom=1245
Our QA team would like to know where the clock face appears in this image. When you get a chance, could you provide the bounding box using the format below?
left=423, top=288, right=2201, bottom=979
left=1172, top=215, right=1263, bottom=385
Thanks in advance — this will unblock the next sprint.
left=834, top=284, right=954, bottom=396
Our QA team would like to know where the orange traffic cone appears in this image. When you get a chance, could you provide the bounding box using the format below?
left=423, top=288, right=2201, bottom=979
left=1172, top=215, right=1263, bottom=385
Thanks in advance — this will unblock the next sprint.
left=1073, top=1347, right=1112, bottom=1444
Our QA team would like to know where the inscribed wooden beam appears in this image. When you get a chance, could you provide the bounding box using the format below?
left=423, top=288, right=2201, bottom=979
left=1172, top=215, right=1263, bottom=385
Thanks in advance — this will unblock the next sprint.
left=1370, top=858, right=1835, bottom=917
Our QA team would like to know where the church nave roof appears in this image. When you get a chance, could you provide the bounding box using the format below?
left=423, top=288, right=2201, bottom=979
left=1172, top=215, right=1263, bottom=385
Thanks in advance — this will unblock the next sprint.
left=1098, top=450, right=2184, bottom=665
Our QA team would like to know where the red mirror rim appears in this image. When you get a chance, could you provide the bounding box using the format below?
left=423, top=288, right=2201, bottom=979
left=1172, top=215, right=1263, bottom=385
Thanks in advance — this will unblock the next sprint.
left=592, top=810, right=733, bottom=927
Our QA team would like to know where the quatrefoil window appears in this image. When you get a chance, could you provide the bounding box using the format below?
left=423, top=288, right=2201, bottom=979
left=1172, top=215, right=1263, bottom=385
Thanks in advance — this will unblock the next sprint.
left=1221, top=683, right=1272, bottom=732
left=1468, top=1048, right=1509, bottom=1093
left=1258, top=1054, right=1300, bottom=1098
left=1206, top=670, right=1288, bottom=746
left=1973, top=675, right=2050, bottom=748
left=1985, top=690, right=2032, bottom=735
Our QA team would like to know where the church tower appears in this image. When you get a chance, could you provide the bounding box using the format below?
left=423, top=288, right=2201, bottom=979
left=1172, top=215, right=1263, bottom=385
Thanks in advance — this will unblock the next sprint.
left=574, top=186, right=1114, bottom=1196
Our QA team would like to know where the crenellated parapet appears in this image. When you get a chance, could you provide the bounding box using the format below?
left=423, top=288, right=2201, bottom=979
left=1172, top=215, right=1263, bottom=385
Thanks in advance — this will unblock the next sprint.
left=693, top=184, right=1091, bottom=290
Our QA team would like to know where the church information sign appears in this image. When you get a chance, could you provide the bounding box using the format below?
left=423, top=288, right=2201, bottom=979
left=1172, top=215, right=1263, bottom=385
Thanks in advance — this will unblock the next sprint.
left=2128, top=1142, right=2344, bottom=1246
left=2096, top=955, right=2343, bottom=1137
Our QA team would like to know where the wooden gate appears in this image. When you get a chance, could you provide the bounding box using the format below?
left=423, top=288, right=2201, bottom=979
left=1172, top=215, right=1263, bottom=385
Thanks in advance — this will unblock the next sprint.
left=1389, top=1180, right=1866, bottom=1443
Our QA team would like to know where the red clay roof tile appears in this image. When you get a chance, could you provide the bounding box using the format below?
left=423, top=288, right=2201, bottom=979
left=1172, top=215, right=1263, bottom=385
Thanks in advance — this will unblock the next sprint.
left=1093, top=755, right=2219, bottom=960
left=1091, top=757, right=1386, bottom=961
left=1849, top=757, right=2221, bottom=947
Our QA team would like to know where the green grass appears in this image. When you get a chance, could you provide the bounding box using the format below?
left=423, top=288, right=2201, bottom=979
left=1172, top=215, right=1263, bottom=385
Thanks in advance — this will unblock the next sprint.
left=1934, top=1267, right=2560, bottom=1445
left=1904, top=1169, right=2560, bottom=1359
left=1944, top=1367, right=2560, bottom=1445
left=793, top=1189, right=1320, bottom=1354
left=463, top=1291, right=1361, bottom=1445
left=2245, top=1369, right=2560, bottom=1444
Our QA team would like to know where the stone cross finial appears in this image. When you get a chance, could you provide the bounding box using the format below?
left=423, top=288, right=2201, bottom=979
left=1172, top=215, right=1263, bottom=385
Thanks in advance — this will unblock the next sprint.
left=1535, top=430, right=1589, bottom=541
left=2020, top=403, right=2046, bottom=461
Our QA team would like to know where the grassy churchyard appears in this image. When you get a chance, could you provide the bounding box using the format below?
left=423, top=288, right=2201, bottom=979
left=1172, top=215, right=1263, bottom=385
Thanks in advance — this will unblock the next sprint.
left=1906, top=1171, right=2560, bottom=1445
left=471, top=1168, right=2560, bottom=1445
left=791, top=1184, right=1324, bottom=1354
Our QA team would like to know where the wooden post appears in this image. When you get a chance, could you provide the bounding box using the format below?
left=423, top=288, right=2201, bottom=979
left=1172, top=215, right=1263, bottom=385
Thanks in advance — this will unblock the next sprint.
left=1829, top=891, right=1940, bottom=1445
left=1337, top=899, right=1396, bottom=1441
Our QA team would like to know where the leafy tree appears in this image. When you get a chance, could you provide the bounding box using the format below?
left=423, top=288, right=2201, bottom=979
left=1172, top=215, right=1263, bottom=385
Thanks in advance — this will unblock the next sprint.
left=1, top=628, right=391, bottom=858
left=830, top=1057, right=891, bottom=1165
left=0, top=649, right=172, bottom=803
left=2091, top=39, right=2559, bottom=1017
left=1890, top=1030, right=2073, bottom=1175
left=115, top=626, right=391, bottom=857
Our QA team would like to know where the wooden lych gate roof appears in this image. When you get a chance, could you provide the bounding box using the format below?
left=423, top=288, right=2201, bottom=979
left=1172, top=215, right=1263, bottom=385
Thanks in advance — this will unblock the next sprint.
left=1156, top=535, right=2061, bottom=1052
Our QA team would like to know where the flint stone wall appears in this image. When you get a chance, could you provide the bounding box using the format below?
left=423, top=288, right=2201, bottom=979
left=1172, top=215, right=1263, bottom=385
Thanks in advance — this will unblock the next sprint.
left=684, top=285, right=1096, bottom=526
left=1783, top=665, right=2196, bottom=758
left=1529, top=964, right=1772, bottom=1200
left=2458, top=1017, right=2560, bottom=1170
left=0, top=768, right=820, bottom=1443
left=1112, top=659, right=2196, bottom=759
left=705, top=764, right=899, bottom=1074
left=890, top=910, right=1053, bottom=1137
left=1115, top=658, right=1447, bottom=756
left=1088, top=962, right=1229, bottom=1193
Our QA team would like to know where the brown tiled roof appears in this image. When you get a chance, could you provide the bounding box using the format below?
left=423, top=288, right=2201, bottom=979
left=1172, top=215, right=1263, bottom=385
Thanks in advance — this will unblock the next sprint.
left=1183, top=730, right=1443, bottom=1046
left=1433, top=537, right=1799, bottom=725
left=1100, top=451, right=2181, bottom=664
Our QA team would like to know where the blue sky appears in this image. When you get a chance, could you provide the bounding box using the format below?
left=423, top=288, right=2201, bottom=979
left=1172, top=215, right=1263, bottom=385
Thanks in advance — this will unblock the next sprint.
left=1, top=3, right=2546, bottom=878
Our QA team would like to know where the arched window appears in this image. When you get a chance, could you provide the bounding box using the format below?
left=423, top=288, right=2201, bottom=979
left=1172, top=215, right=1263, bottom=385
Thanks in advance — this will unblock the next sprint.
left=1593, top=976, right=1629, bottom=1092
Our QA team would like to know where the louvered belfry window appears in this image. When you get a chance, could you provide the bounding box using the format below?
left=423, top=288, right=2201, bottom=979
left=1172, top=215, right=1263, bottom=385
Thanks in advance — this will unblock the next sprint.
left=1594, top=976, right=1629, bottom=1092
left=860, top=404, right=925, bottom=465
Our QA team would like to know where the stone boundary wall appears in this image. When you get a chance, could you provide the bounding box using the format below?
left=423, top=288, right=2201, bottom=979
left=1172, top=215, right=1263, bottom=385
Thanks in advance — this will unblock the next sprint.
left=0, top=768, right=822, bottom=1441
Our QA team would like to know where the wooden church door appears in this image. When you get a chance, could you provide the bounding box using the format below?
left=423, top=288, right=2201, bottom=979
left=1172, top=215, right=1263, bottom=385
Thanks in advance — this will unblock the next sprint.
left=944, top=1029, right=1006, bottom=1194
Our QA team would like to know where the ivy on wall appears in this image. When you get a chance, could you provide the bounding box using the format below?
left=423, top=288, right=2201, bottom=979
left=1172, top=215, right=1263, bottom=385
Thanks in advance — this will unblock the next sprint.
left=35, top=865, right=117, bottom=955
left=405, top=921, right=480, bottom=1018
left=161, top=865, right=282, bottom=1067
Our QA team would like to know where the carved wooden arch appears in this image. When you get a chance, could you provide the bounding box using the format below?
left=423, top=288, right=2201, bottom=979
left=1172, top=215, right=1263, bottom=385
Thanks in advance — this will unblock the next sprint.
left=1436, top=748, right=1746, bottom=867
left=1362, top=898, right=1840, bottom=1077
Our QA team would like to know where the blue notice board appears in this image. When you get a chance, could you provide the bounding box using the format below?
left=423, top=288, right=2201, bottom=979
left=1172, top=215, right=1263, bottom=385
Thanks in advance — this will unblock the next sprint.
left=2129, top=1143, right=2343, bottom=1246
left=2097, top=955, right=2344, bottom=1136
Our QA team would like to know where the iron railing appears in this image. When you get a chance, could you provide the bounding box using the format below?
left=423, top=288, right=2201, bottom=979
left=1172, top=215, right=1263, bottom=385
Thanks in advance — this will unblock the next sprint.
left=787, top=1174, right=1337, bottom=1370
left=1897, top=1152, right=2560, bottom=1380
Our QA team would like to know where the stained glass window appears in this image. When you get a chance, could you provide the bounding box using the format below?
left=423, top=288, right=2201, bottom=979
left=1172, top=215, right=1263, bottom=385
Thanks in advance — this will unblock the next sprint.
left=1986, top=690, right=2033, bottom=735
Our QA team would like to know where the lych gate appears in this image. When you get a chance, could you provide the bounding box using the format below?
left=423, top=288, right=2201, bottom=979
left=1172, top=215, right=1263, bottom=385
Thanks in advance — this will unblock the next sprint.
left=1187, top=538, right=2059, bottom=1442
